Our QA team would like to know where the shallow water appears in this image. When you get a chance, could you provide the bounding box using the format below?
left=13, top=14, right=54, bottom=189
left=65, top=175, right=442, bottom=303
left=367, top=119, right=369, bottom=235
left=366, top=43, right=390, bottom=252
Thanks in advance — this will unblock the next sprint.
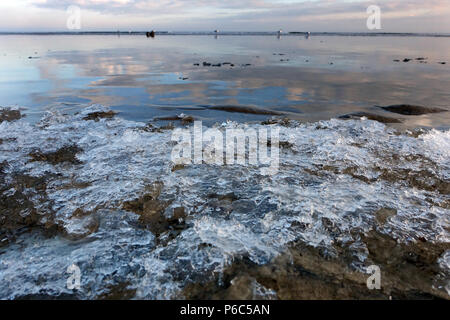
left=0, top=35, right=449, bottom=299
left=0, top=34, right=449, bottom=128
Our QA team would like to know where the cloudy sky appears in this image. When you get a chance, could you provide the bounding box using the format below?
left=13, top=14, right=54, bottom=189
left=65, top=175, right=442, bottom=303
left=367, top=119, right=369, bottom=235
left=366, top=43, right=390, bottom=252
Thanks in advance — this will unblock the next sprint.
left=0, top=0, right=449, bottom=33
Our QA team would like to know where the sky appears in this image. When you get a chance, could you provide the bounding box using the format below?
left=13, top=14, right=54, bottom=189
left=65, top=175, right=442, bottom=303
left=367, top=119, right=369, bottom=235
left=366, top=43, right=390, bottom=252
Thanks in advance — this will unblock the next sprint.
left=0, top=0, right=449, bottom=33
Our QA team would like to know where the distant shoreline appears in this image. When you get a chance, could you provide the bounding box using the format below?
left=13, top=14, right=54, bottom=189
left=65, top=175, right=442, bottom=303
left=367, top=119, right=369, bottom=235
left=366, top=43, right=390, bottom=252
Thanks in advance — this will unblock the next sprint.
left=1, top=31, right=450, bottom=37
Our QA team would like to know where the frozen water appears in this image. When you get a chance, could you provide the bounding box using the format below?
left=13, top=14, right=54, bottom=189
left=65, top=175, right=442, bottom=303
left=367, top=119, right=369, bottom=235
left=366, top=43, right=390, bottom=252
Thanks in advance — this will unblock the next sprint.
left=0, top=105, right=448, bottom=299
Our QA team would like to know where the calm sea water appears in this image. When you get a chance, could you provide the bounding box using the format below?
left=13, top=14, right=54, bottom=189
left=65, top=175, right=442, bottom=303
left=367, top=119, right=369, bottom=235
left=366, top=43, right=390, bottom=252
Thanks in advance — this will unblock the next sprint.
left=0, top=34, right=449, bottom=128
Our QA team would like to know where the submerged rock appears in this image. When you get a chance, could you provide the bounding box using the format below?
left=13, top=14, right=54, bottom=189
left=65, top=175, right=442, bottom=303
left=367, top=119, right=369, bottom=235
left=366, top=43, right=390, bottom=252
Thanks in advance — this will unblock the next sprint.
left=378, top=104, right=447, bottom=116
left=208, top=105, right=282, bottom=115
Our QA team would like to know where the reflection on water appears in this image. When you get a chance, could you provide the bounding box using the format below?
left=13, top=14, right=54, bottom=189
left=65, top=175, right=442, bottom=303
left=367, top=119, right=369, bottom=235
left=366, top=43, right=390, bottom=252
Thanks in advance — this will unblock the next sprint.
left=0, top=35, right=449, bottom=128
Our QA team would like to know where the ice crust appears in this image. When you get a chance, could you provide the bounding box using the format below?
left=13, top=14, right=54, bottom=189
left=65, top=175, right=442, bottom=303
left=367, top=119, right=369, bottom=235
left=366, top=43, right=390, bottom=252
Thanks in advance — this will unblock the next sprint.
left=0, top=105, right=448, bottom=299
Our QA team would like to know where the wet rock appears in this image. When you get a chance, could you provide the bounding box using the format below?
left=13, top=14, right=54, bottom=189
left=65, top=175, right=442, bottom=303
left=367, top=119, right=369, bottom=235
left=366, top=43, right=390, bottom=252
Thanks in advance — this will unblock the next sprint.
left=0, top=169, right=57, bottom=246
left=171, top=164, right=186, bottom=172
left=393, top=59, right=400, bottom=62
left=0, top=108, right=22, bottom=123
left=62, top=215, right=99, bottom=241
left=339, top=112, right=401, bottom=124
left=154, top=114, right=194, bottom=125
left=181, top=115, right=194, bottom=125
left=208, top=192, right=239, bottom=202
left=193, top=63, right=200, bottom=66
left=415, top=57, right=427, bottom=61
left=375, top=208, right=397, bottom=225
left=209, top=105, right=282, bottom=115
left=142, top=122, right=175, bottom=133
left=211, top=63, right=222, bottom=67
left=29, top=145, right=83, bottom=165
left=403, top=58, right=412, bottom=62
left=438, top=62, right=446, bottom=65
left=261, top=117, right=293, bottom=127
left=146, top=31, right=155, bottom=38
left=82, top=110, right=117, bottom=121
left=183, top=235, right=449, bottom=300
left=182, top=243, right=384, bottom=300
left=340, top=165, right=449, bottom=195
left=122, top=182, right=187, bottom=238
left=362, top=230, right=450, bottom=299
left=378, top=104, right=446, bottom=116
left=202, top=62, right=211, bottom=67
left=266, top=139, right=295, bottom=152
left=97, top=281, right=137, bottom=300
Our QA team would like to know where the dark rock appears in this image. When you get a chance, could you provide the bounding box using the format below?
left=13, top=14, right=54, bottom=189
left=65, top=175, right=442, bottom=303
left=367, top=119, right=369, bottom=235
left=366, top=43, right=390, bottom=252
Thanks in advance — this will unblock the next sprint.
left=375, top=208, right=397, bottom=225
left=183, top=232, right=450, bottom=300
left=29, top=145, right=83, bottom=165
left=146, top=31, right=155, bottom=38
left=438, top=62, right=446, bottom=65
left=97, top=281, right=137, bottom=300
left=171, top=164, right=186, bottom=172
left=261, top=117, right=293, bottom=127
left=0, top=108, right=22, bottom=123
left=82, top=110, right=116, bottom=121
left=339, top=112, right=401, bottom=124
left=154, top=114, right=194, bottom=125
left=403, top=58, right=412, bottom=62
left=202, top=62, right=211, bottom=67
left=0, top=168, right=57, bottom=246
left=122, top=182, right=187, bottom=239
left=207, top=192, right=239, bottom=202
left=378, top=104, right=446, bottom=116
left=180, top=115, right=194, bottom=125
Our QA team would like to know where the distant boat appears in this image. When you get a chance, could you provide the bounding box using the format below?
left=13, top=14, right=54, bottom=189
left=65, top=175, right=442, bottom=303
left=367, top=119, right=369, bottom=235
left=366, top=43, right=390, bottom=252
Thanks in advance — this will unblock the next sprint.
left=277, top=29, right=283, bottom=34
left=146, top=30, right=155, bottom=38
left=214, top=30, right=219, bottom=33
